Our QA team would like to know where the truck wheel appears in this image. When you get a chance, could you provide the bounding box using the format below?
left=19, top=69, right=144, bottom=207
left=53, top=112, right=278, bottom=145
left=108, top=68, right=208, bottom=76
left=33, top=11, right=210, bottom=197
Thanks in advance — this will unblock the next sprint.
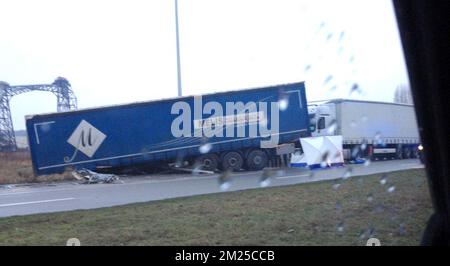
left=245, top=149, right=268, bottom=171
left=221, top=151, right=243, bottom=172
left=396, top=148, right=403, bottom=159
left=196, top=154, right=219, bottom=171
left=403, top=147, right=412, bottom=159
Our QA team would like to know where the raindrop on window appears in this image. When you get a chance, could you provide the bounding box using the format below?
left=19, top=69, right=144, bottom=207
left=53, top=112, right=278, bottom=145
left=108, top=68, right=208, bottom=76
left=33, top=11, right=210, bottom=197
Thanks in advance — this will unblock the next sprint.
left=360, top=143, right=367, bottom=151
left=218, top=171, right=232, bottom=191
left=174, top=155, right=186, bottom=168
left=349, top=83, right=361, bottom=95
left=199, top=143, right=212, bottom=154
left=174, top=159, right=183, bottom=168
left=367, top=226, right=376, bottom=238
left=220, top=182, right=231, bottom=191
left=360, top=139, right=368, bottom=151
left=318, top=21, right=326, bottom=32
left=323, top=75, right=333, bottom=86
left=342, top=167, right=352, bottom=180
left=192, top=163, right=203, bottom=176
left=279, top=99, right=289, bottom=111
left=364, top=159, right=371, bottom=166
left=367, top=194, right=374, bottom=202
left=332, top=183, right=341, bottom=190
left=379, top=175, right=387, bottom=185
left=320, top=151, right=330, bottom=168
left=339, top=31, right=345, bottom=41
left=374, top=132, right=382, bottom=143
left=327, top=119, right=337, bottom=134
left=259, top=169, right=273, bottom=187
left=336, top=222, right=345, bottom=232
left=351, top=146, right=360, bottom=158
left=359, top=230, right=367, bottom=240
left=326, top=33, right=333, bottom=41
left=387, top=186, right=396, bottom=193
left=304, top=64, right=312, bottom=72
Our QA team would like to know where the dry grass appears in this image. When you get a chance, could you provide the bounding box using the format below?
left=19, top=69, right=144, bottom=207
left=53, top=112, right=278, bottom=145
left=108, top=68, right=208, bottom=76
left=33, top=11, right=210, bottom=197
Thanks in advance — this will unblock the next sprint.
left=0, top=152, right=73, bottom=185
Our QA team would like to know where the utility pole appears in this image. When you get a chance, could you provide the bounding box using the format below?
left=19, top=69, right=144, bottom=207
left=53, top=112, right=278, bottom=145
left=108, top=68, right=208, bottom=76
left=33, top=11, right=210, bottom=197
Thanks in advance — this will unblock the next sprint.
left=175, top=0, right=182, bottom=97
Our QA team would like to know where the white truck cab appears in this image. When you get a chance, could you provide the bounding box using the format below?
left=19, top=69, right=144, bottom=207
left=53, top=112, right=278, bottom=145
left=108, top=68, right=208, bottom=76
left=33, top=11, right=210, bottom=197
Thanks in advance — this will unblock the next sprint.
left=308, top=103, right=337, bottom=137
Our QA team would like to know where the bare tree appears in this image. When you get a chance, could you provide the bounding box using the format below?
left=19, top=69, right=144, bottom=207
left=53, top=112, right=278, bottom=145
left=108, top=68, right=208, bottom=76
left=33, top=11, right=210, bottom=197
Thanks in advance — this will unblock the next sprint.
left=394, top=84, right=413, bottom=104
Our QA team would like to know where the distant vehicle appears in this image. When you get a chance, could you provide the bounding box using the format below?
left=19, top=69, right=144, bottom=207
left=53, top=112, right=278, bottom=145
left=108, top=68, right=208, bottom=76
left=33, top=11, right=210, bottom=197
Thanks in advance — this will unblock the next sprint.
left=26, top=82, right=310, bottom=176
left=308, top=99, right=421, bottom=160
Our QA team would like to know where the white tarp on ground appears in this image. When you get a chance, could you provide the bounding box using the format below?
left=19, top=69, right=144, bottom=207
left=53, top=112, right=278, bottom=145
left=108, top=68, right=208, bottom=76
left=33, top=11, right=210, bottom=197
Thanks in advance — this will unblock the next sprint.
left=291, top=135, right=344, bottom=168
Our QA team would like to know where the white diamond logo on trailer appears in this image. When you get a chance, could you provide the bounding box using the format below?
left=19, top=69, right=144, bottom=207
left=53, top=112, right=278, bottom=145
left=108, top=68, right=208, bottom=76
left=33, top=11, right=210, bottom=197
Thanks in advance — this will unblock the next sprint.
left=67, top=120, right=106, bottom=158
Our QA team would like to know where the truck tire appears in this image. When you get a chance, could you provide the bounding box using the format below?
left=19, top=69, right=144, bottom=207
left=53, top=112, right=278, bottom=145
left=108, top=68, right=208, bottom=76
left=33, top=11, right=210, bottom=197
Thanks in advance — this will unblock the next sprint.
left=396, top=147, right=403, bottom=159
left=221, top=151, right=243, bottom=172
left=196, top=154, right=219, bottom=171
left=403, top=147, right=412, bottom=159
left=245, top=149, right=268, bottom=171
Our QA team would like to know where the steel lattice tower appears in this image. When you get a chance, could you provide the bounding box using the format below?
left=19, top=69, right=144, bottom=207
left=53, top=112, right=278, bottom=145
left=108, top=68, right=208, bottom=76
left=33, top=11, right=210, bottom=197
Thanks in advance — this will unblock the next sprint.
left=0, top=77, right=77, bottom=151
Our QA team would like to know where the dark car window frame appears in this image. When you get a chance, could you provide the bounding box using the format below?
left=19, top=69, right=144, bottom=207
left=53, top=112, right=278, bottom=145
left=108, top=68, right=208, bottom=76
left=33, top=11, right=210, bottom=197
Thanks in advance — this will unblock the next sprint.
left=394, top=0, right=450, bottom=245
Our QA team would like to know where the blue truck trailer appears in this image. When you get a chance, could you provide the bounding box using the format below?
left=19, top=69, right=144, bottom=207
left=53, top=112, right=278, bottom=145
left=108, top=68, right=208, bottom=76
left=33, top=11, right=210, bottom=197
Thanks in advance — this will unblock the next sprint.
left=26, top=82, right=310, bottom=176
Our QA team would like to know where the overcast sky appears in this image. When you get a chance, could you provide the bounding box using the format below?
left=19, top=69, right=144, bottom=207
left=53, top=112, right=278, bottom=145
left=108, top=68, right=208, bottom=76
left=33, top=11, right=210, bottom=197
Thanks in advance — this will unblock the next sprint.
left=0, top=0, right=409, bottom=130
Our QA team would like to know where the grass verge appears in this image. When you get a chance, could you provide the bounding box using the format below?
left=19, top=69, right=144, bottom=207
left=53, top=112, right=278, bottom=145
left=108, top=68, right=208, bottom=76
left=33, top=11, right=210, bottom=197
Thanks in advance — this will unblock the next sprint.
left=0, top=152, right=72, bottom=184
left=0, top=168, right=431, bottom=245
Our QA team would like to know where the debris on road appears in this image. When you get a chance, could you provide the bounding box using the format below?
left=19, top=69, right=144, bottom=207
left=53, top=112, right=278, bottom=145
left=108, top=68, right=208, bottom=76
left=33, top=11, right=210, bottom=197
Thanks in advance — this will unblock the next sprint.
left=72, top=169, right=119, bottom=184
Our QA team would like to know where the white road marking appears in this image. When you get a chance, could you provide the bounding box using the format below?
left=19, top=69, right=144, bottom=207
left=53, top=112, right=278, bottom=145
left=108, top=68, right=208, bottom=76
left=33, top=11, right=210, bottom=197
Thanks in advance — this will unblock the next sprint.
left=276, top=174, right=309, bottom=179
left=0, top=197, right=75, bottom=208
left=0, top=161, right=424, bottom=197
left=0, top=189, right=75, bottom=197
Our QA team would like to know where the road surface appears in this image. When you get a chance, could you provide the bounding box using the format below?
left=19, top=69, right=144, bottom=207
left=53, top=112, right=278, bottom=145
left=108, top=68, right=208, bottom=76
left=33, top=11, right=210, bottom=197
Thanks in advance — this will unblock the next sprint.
left=0, top=159, right=423, bottom=217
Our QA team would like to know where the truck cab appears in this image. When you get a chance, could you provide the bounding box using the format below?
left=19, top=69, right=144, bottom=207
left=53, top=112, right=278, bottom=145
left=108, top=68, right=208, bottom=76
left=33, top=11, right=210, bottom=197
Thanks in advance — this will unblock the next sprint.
left=306, top=99, right=421, bottom=161
left=307, top=103, right=337, bottom=137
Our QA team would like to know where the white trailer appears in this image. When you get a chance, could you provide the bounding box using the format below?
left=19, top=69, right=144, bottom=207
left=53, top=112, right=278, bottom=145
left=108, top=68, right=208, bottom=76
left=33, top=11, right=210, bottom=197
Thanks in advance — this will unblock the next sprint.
left=307, top=99, right=421, bottom=160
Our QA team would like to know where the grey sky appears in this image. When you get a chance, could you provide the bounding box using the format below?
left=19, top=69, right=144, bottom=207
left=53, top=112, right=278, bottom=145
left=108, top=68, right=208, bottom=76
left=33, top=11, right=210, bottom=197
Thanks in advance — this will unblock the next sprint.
left=0, top=0, right=409, bottom=130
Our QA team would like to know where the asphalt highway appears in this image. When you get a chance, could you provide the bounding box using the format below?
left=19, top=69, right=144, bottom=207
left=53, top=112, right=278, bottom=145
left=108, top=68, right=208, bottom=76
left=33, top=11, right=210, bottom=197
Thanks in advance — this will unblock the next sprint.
left=0, top=159, right=423, bottom=217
